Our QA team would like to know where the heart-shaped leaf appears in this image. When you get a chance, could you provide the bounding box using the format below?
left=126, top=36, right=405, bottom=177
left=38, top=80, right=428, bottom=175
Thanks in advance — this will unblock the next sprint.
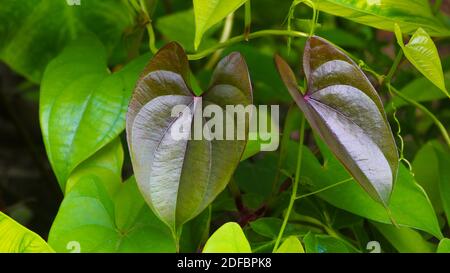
left=275, top=36, right=398, bottom=205
left=275, top=236, right=305, bottom=253
left=127, top=42, right=252, bottom=232
left=395, top=24, right=449, bottom=99
left=48, top=140, right=176, bottom=253
left=40, top=36, right=149, bottom=189
left=202, top=222, right=251, bottom=253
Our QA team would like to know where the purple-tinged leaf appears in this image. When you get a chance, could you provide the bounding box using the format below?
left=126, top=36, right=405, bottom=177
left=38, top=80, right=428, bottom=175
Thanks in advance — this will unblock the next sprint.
left=275, top=36, right=398, bottom=205
left=127, top=42, right=252, bottom=231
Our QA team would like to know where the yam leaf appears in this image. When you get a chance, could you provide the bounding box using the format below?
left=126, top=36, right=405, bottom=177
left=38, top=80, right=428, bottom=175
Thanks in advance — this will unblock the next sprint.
left=275, top=36, right=398, bottom=205
left=395, top=24, right=449, bottom=99
left=202, top=222, right=251, bottom=253
left=126, top=42, right=252, bottom=232
left=193, top=0, right=247, bottom=50
left=307, top=0, right=450, bottom=37
left=0, top=212, right=54, bottom=253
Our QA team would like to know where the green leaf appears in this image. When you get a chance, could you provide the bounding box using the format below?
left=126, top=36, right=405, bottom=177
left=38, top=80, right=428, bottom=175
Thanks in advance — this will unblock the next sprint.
left=303, top=232, right=359, bottom=253
left=224, top=45, right=292, bottom=104
left=127, top=43, right=252, bottom=232
left=40, top=36, right=148, bottom=189
left=299, top=138, right=443, bottom=238
left=372, top=222, right=435, bottom=253
left=275, top=36, right=399, bottom=205
left=241, top=106, right=279, bottom=161
left=389, top=71, right=450, bottom=110
left=412, top=141, right=446, bottom=214
left=180, top=207, right=211, bottom=253
left=0, top=212, right=54, bottom=253
left=203, top=222, right=251, bottom=253
left=156, top=9, right=219, bottom=52
left=395, top=24, right=449, bottom=98
left=48, top=141, right=176, bottom=253
left=0, top=0, right=133, bottom=82
left=275, top=236, right=305, bottom=253
left=433, top=145, right=450, bottom=226
left=249, top=217, right=309, bottom=239
left=193, top=0, right=247, bottom=50
left=437, top=238, right=450, bottom=253
left=308, top=0, right=450, bottom=37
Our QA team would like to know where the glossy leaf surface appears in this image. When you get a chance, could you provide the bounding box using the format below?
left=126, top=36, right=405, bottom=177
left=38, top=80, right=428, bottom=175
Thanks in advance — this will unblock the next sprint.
left=275, top=36, right=398, bottom=205
left=40, top=37, right=149, bottom=189
left=395, top=24, right=449, bottom=98
left=127, top=42, right=252, bottom=231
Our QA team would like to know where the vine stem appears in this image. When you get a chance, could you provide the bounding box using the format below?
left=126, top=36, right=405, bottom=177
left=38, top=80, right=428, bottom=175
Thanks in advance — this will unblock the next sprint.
left=384, top=50, right=403, bottom=85
left=295, top=177, right=352, bottom=200
left=188, top=29, right=309, bottom=60
left=205, top=13, right=235, bottom=70
left=361, top=63, right=450, bottom=150
left=139, top=0, right=158, bottom=54
left=272, top=115, right=306, bottom=252
left=389, top=84, right=450, bottom=148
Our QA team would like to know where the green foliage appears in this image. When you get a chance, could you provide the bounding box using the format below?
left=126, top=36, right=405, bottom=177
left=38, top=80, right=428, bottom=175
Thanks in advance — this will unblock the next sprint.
left=48, top=140, right=176, bottom=253
left=308, top=0, right=450, bottom=36
left=303, top=232, right=359, bottom=253
left=275, top=236, right=305, bottom=253
left=203, top=222, right=251, bottom=253
left=395, top=24, right=449, bottom=98
left=0, top=0, right=133, bottom=82
left=437, top=239, right=450, bottom=253
left=0, top=212, right=54, bottom=253
left=1, top=0, right=449, bottom=254
left=40, top=36, right=148, bottom=188
left=193, top=0, right=247, bottom=49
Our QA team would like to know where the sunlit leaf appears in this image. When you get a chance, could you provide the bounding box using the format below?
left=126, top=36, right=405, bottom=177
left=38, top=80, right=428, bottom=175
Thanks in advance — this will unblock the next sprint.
left=275, top=236, right=305, bottom=253
left=395, top=24, right=449, bottom=98
left=203, top=222, right=251, bottom=253
left=0, top=212, right=54, bottom=253
left=307, top=0, right=450, bottom=37
left=127, top=42, right=252, bottom=232
left=437, top=239, right=450, bottom=253
left=193, top=0, right=247, bottom=50
left=275, top=36, right=398, bottom=205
